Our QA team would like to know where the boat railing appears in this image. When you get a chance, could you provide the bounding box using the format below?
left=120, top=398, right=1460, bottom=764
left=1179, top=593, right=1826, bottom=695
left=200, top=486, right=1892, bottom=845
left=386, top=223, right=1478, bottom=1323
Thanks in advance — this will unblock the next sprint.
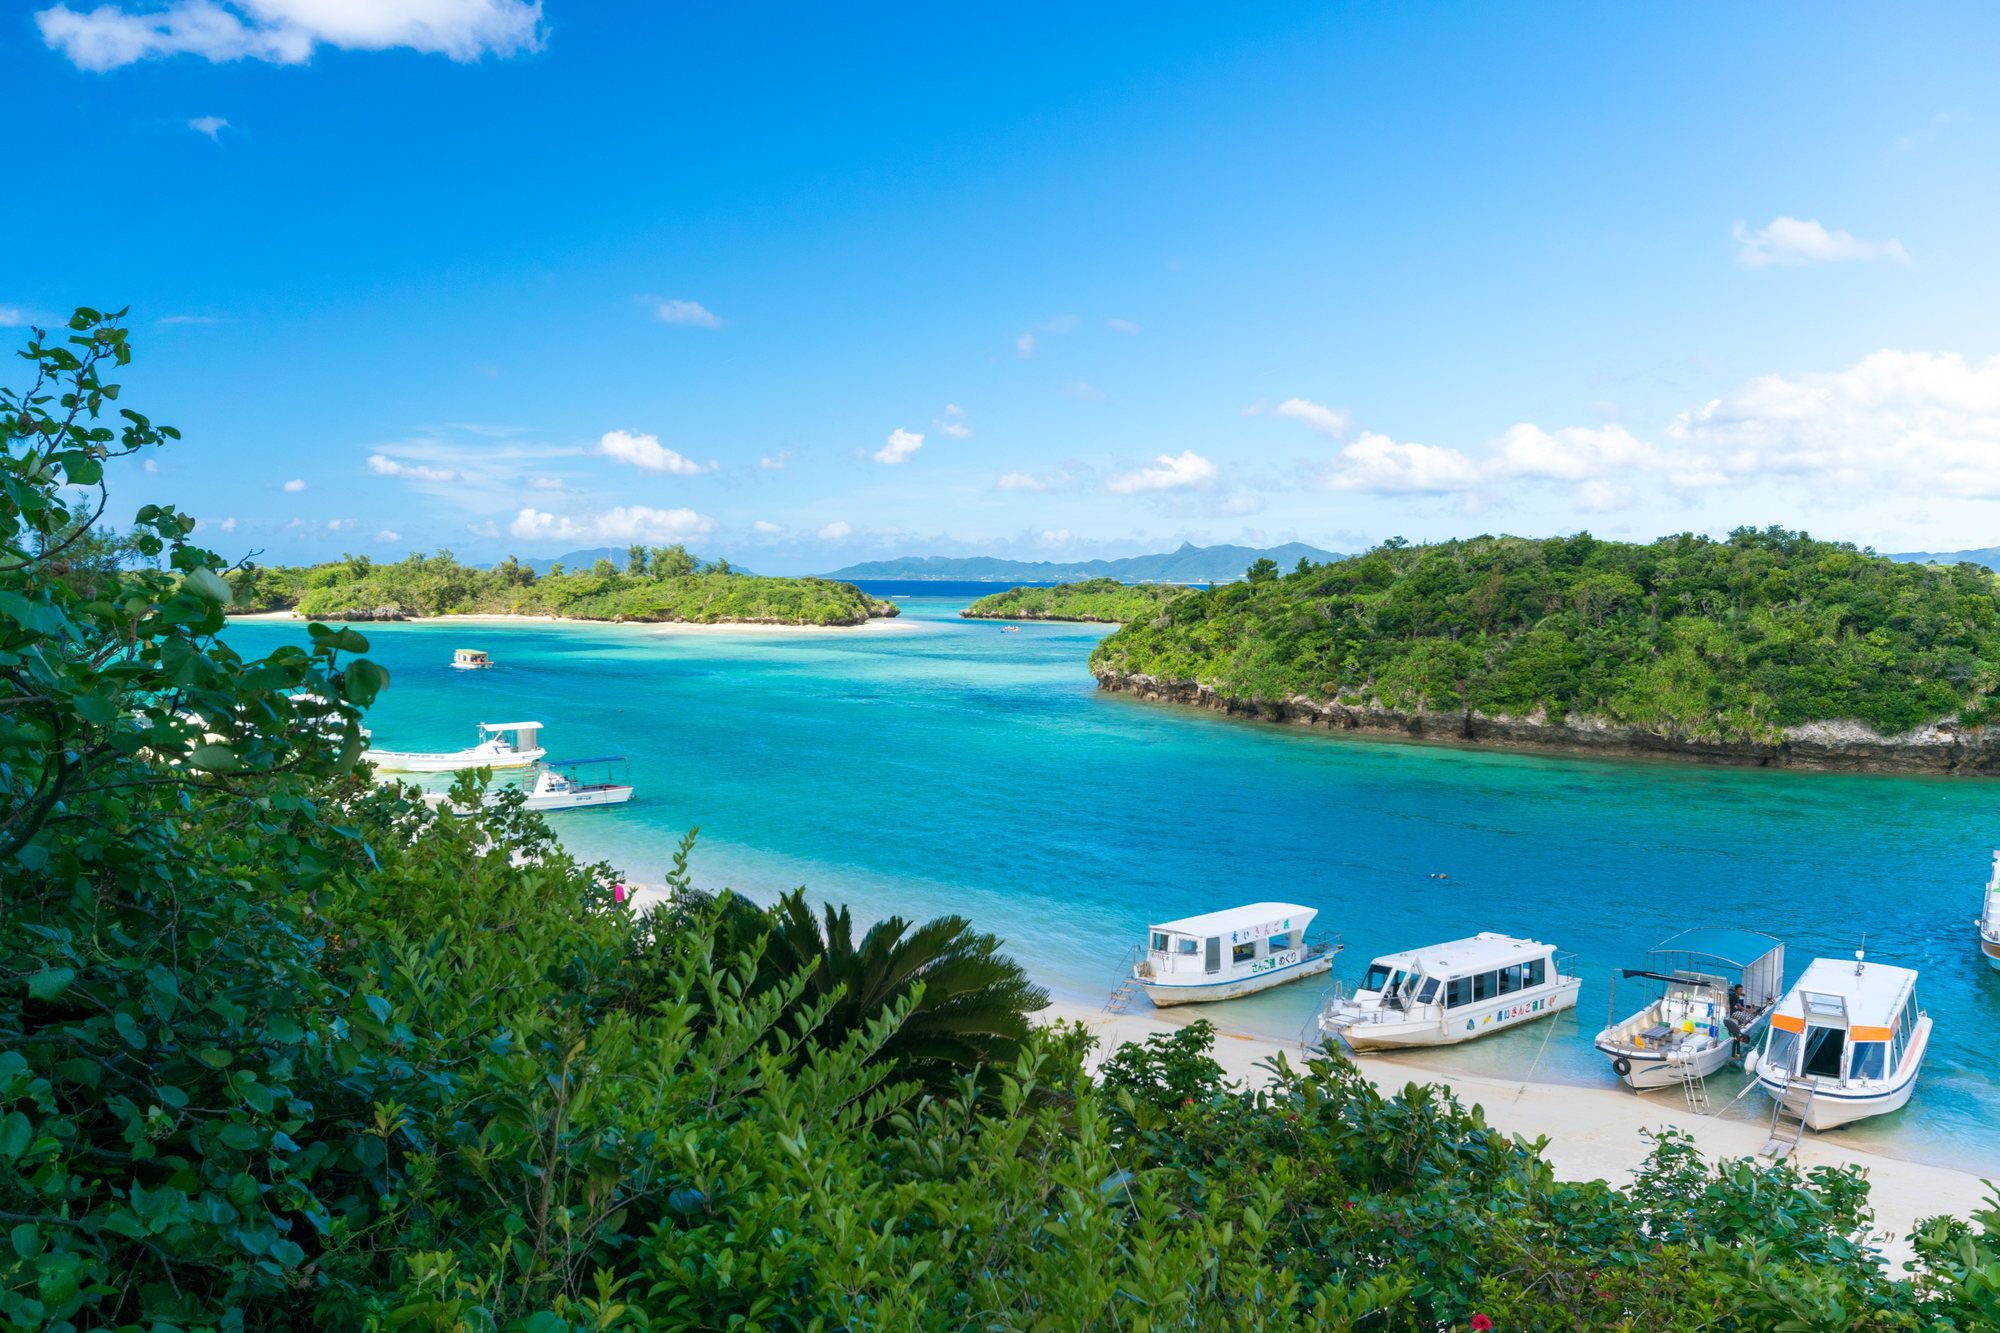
left=1555, top=951, right=1580, bottom=981
left=1299, top=979, right=1348, bottom=1053
left=1307, top=931, right=1344, bottom=960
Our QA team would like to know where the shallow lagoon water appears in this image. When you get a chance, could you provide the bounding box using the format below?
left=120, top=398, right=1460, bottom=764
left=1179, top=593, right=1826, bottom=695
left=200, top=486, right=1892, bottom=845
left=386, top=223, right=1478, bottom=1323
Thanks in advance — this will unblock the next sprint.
left=225, top=597, right=2000, bottom=1173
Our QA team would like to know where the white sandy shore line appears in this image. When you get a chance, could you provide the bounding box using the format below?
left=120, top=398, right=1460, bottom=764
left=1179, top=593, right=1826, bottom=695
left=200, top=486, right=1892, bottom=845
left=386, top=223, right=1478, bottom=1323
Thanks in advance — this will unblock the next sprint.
left=226, top=610, right=915, bottom=633
left=1041, top=997, right=1986, bottom=1264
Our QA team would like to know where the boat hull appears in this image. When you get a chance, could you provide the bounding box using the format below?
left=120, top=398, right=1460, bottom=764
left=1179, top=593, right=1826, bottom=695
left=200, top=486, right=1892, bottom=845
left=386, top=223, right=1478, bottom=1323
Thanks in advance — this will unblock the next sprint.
left=1140, top=952, right=1333, bottom=1006
left=1980, top=930, right=2000, bottom=973
left=523, top=785, right=634, bottom=812
left=1328, top=978, right=1581, bottom=1050
left=1599, top=1037, right=1735, bottom=1089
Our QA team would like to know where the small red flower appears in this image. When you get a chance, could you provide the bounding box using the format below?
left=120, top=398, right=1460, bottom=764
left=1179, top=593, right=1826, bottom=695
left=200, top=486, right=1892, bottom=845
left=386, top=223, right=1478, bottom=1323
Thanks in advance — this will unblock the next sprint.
left=1344, top=1201, right=1357, bottom=1210
left=1471, top=1316, right=1494, bottom=1331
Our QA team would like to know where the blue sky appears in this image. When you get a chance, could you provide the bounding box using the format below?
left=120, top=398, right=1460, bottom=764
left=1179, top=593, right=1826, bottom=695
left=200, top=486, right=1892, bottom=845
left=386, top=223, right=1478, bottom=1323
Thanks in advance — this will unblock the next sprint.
left=7, top=2, right=2000, bottom=573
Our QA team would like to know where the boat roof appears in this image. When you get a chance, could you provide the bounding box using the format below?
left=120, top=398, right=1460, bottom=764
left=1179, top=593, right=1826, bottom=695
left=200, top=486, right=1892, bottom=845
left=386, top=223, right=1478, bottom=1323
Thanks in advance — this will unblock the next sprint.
left=1371, top=931, right=1556, bottom=976
left=1648, top=927, right=1782, bottom=967
left=1152, top=902, right=1315, bottom=936
left=545, top=756, right=626, bottom=766
left=1777, top=956, right=1917, bottom=1024
left=481, top=721, right=543, bottom=731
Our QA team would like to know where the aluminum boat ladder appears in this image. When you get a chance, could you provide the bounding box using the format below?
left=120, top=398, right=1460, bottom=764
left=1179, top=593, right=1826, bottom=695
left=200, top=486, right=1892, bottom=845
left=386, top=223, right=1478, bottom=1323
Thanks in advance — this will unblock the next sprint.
left=1103, top=945, right=1145, bottom=1014
left=1758, top=1074, right=1815, bottom=1160
left=1671, top=1047, right=1712, bottom=1116
left=1299, top=980, right=1347, bottom=1054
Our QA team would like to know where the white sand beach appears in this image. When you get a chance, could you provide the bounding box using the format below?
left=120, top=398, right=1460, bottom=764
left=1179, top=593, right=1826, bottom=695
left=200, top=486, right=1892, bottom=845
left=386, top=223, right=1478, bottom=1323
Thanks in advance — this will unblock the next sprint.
left=228, top=610, right=913, bottom=633
left=1042, top=996, right=1989, bottom=1264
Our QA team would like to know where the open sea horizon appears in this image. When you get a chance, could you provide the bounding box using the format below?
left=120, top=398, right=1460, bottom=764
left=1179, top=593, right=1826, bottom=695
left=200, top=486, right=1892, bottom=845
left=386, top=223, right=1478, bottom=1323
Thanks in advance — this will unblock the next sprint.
left=222, top=593, right=2000, bottom=1176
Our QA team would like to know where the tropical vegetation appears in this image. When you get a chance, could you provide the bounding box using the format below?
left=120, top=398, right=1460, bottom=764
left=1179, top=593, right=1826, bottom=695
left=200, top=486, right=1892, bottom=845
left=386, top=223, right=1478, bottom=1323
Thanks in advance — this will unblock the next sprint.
left=225, top=551, right=898, bottom=625
left=1092, top=533, right=2000, bottom=740
left=8, top=311, right=2000, bottom=1330
left=961, top=577, right=1194, bottom=623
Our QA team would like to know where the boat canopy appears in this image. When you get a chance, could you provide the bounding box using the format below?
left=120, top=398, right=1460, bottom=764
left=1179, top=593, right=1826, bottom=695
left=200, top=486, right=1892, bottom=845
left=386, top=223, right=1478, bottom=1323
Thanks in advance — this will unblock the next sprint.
left=545, top=756, right=626, bottom=767
left=1647, top=927, right=1784, bottom=1009
left=1151, top=902, right=1314, bottom=941
left=1774, top=957, right=1917, bottom=1031
left=1395, top=932, right=1555, bottom=979
left=482, top=721, right=544, bottom=732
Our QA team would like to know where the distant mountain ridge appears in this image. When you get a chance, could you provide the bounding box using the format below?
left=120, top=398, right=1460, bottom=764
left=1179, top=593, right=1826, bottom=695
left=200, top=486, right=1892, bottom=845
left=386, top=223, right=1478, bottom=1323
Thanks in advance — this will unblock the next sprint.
left=1886, top=546, right=2000, bottom=571
left=820, top=541, right=1345, bottom=584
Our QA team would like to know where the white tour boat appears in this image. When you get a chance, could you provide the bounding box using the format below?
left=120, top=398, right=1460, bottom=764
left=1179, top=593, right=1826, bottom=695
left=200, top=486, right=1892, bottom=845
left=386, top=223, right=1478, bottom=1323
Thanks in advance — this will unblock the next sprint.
left=1976, top=850, right=2000, bottom=973
left=1132, top=903, right=1337, bottom=1006
left=1746, top=953, right=1929, bottom=1131
left=1593, top=927, right=1784, bottom=1090
left=428, top=757, right=635, bottom=815
left=369, top=721, right=546, bottom=772
left=1317, top=932, right=1580, bottom=1051
left=451, top=648, right=494, bottom=670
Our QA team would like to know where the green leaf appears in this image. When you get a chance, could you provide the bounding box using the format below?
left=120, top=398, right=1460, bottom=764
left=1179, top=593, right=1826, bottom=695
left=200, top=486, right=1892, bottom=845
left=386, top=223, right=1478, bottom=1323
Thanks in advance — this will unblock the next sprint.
left=114, top=1010, right=146, bottom=1050
left=182, top=567, right=232, bottom=602
left=0, top=1113, right=30, bottom=1161
left=196, top=1048, right=234, bottom=1068
left=188, top=744, right=242, bottom=774
left=10, top=1223, right=42, bottom=1260
left=218, top=1123, right=263, bottom=1150
left=25, top=967, right=73, bottom=1001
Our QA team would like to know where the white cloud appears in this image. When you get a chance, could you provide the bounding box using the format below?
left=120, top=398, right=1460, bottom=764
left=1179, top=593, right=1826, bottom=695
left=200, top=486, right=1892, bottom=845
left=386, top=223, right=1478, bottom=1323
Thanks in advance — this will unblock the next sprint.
left=37, top=0, right=543, bottom=72
left=943, top=404, right=964, bottom=416
left=1488, top=423, right=1653, bottom=482
left=527, top=475, right=563, bottom=490
left=1664, top=349, right=2000, bottom=498
left=367, top=453, right=460, bottom=482
left=1035, top=529, right=1071, bottom=548
left=158, top=314, right=223, bottom=324
left=874, top=428, right=923, bottom=465
left=218, top=517, right=236, bottom=531
left=654, top=298, right=721, bottom=327
left=1107, top=318, right=1139, bottom=334
left=376, top=529, right=401, bottom=542
left=1272, top=397, right=1352, bottom=438
left=188, top=115, right=226, bottom=139
left=1042, top=315, right=1078, bottom=333
left=282, top=478, right=305, bottom=492
left=1319, top=433, right=1483, bottom=493
left=597, top=429, right=712, bottom=475
left=327, top=518, right=353, bottom=531
left=0, top=307, right=24, bottom=326
left=1732, top=217, right=1911, bottom=268
left=760, top=449, right=793, bottom=470
left=509, top=504, right=717, bottom=543
left=933, top=406, right=971, bottom=439
left=1015, top=333, right=1035, bottom=358
left=1575, top=481, right=1635, bottom=513
left=143, top=459, right=159, bottom=473
left=996, top=472, right=1047, bottom=492
left=1218, top=494, right=1264, bottom=515
left=753, top=519, right=785, bottom=534
left=818, top=521, right=852, bottom=540
left=1105, top=450, right=1218, bottom=494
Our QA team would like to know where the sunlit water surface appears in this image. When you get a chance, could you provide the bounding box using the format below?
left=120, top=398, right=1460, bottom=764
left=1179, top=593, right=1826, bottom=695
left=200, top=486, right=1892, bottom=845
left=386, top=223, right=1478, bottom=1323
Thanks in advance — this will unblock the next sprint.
left=224, top=592, right=2000, bottom=1173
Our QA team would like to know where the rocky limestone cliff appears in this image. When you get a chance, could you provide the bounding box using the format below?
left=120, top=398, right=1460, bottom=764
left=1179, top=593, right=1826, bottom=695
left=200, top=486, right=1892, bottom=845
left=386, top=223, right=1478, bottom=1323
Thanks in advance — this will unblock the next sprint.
left=1093, top=668, right=2000, bottom=773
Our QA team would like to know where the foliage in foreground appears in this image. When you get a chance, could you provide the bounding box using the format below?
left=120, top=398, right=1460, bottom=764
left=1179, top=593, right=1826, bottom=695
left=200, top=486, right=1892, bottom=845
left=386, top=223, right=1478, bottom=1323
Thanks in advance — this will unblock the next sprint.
left=226, top=551, right=899, bottom=625
left=9, top=313, right=2000, bottom=1331
left=1092, top=531, right=2000, bottom=739
left=960, top=577, right=1194, bottom=623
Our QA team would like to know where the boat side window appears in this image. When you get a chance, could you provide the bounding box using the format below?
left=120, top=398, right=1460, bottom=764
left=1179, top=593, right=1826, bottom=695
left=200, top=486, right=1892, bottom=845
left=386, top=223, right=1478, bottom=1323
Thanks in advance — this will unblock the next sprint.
left=1152, top=933, right=1170, bottom=953
left=1764, top=1026, right=1801, bottom=1075
left=1498, top=964, right=1522, bottom=995
left=1847, top=1042, right=1886, bottom=1081
left=1415, top=977, right=1439, bottom=1005
left=1232, top=941, right=1257, bottom=965
left=1177, top=938, right=1200, bottom=955
left=1471, top=971, right=1495, bottom=1001
left=1362, top=963, right=1393, bottom=992
left=1525, top=958, right=1546, bottom=988
left=1802, top=1026, right=1845, bottom=1079
left=1445, top=977, right=1469, bottom=1008
left=1268, top=932, right=1292, bottom=951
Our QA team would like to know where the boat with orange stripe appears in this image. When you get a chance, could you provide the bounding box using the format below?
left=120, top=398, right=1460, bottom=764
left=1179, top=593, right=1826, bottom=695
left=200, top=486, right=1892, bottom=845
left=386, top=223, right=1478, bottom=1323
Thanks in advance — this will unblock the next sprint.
left=1744, top=952, right=1929, bottom=1132
left=1976, top=850, right=2000, bottom=972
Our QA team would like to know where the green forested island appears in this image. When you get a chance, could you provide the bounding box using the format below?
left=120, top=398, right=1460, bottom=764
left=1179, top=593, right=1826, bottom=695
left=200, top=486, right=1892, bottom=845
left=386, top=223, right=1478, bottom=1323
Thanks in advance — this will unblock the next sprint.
left=961, top=577, right=1194, bottom=623
left=226, top=547, right=897, bottom=625
left=1093, top=531, right=2000, bottom=768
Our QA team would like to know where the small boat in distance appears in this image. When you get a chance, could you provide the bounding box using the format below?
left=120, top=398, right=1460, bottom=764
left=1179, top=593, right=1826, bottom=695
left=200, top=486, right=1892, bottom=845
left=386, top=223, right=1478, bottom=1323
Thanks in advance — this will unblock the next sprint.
left=1977, top=851, right=2000, bottom=973
left=1747, top=952, right=1928, bottom=1132
left=452, top=648, right=494, bottom=670
left=1318, top=932, right=1580, bottom=1051
left=427, top=756, right=635, bottom=815
left=1001, top=626, right=1021, bottom=633
left=370, top=721, right=546, bottom=772
left=1593, top=928, right=1784, bottom=1090
left=1131, top=903, right=1338, bottom=1006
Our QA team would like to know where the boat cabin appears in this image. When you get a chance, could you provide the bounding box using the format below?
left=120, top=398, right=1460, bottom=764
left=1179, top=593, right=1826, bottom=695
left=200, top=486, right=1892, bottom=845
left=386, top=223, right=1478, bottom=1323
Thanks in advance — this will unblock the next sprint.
left=1759, top=956, right=1922, bottom=1090
left=1146, top=903, right=1317, bottom=982
left=480, top=721, right=543, bottom=753
left=453, top=649, right=493, bottom=668
left=1356, top=932, right=1559, bottom=1012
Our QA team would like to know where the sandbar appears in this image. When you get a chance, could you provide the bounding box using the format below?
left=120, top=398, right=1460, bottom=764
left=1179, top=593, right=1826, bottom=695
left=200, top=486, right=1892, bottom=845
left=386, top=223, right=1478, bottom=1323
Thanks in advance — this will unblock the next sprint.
left=227, top=610, right=912, bottom=633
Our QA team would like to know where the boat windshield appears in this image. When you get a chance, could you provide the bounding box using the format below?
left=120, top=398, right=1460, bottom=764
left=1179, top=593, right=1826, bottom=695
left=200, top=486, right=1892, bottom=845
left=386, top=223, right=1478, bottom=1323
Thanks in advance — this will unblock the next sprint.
left=1414, top=976, right=1439, bottom=1004
left=1765, top=1026, right=1802, bottom=1075
left=1848, top=1041, right=1887, bottom=1080
left=1802, top=1026, right=1845, bottom=1079
left=1361, top=962, right=1398, bottom=992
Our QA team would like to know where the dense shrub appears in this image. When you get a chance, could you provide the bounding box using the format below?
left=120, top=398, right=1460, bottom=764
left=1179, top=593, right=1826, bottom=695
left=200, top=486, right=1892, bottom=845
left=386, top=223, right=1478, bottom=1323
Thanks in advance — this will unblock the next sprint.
left=961, top=579, right=1192, bottom=623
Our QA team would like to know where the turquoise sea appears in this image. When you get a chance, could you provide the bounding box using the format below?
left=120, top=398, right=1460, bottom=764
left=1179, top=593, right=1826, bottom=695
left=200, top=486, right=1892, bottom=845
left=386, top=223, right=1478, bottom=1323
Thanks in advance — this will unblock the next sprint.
left=224, top=592, right=2000, bottom=1173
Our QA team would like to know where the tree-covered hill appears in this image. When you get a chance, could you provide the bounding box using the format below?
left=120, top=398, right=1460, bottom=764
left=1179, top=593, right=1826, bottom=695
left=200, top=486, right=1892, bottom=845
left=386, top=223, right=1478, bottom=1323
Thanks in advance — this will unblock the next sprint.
left=233, top=547, right=897, bottom=625
left=961, top=577, right=1194, bottom=623
left=1092, top=528, right=2000, bottom=745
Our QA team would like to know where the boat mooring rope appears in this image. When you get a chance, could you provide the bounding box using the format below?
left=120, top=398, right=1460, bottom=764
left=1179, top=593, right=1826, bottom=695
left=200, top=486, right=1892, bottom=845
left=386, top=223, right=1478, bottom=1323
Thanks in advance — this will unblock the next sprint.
left=1513, top=1001, right=1563, bottom=1103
